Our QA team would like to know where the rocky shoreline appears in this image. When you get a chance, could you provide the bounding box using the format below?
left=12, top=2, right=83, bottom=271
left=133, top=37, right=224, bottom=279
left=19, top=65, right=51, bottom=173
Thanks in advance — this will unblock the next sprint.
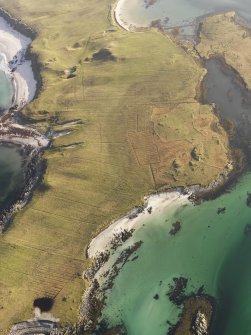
left=77, top=121, right=243, bottom=334
left=0, top=12, right=49, bottom=232
left=0, top=143, right=46, bottom=233
left=168, top=294, right=215, bottom=335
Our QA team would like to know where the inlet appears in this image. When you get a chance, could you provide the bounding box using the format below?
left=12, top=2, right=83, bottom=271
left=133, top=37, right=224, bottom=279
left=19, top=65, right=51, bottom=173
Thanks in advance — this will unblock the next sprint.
left=202, top=57, right=251, bottom=154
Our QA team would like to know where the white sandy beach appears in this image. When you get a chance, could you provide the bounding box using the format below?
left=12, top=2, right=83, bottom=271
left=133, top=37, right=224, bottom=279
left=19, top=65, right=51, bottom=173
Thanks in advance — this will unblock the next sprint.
left=0, top=17, right=49, bottom=148
left=88, top=191, right=190, bottom=258
left=0, top=16, right=36, bottom=108
left=114, top=0, right=136, bottom=31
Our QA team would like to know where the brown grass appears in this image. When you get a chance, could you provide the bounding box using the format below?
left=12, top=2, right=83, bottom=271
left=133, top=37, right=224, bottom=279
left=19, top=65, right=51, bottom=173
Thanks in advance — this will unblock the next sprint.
left=197, top=12, right=251, bottom=89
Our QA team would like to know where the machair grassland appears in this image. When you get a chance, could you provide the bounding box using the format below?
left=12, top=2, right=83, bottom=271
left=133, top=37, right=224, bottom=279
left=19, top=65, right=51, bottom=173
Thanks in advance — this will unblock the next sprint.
left=0, top=0, right=231, bottom=331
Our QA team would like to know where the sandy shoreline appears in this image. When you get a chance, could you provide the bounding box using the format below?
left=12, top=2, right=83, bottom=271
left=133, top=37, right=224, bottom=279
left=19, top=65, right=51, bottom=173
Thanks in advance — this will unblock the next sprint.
left=0, top=15, right=48, bottom=148
left=0, top=15, right=49, bottom=233
left=80, top=190, right=191, bottom=333
left=0, top=16, right=36, bottom=109
left=114, top=0, right=137, bottom=31
left=88, top=191, right=190, bottom=258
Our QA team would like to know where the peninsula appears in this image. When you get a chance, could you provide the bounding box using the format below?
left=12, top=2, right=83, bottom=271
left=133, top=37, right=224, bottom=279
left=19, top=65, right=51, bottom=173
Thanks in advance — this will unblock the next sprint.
left=0, top=0, right=249, bottom=335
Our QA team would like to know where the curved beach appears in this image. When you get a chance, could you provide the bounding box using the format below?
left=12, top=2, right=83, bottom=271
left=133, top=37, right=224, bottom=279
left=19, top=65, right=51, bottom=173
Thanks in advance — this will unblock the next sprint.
left=114, top=0, right=136, bottom=31
left=0, top=15, right=48, bottom=147
left=0, top=16, right=36, bottom=109
left=88, top=191, right=190, bottom=258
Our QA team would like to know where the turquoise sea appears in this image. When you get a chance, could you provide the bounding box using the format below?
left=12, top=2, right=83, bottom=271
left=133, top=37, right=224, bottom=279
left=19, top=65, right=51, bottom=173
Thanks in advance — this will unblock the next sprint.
left=99, top=172, right=251, bottom=335
left=117, top=0, right=251, bottom=32
left=0, top=54, right=13, bottom=111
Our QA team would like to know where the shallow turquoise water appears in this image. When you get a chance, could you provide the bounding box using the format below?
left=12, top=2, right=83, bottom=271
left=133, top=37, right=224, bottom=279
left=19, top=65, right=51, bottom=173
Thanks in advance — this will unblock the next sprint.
left=0, top=70, right=13, bottom=111
left=100, top=173, right=251, bottom=334
left=0, top=55, right=13, bottom=111
left=118, top=0, right=251, bottom=35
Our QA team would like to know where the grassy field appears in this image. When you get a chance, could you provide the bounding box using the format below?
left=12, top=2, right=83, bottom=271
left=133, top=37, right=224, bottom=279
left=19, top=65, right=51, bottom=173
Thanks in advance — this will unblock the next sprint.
left=0, top=1, right=231, bottom=331
left=197, top=12, right=251, bottom=89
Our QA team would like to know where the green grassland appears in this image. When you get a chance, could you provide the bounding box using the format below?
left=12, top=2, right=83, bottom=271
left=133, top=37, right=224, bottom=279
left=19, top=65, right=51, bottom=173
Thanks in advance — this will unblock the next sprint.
left=0, top=0, right=231, bottom=331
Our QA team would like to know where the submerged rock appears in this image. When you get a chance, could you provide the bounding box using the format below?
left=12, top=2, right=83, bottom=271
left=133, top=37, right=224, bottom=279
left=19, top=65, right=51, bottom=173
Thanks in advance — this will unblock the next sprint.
left=167, top=277, right=188, bottom=305
left=144, top=0, right=158, bottom=9
left=244, top=223, right=251, bottom=236
left=246, top=192, right=251, bottom=207
left=169, top=221, right=181, bottom=236
left=217, top=207, right=226, bottom=214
